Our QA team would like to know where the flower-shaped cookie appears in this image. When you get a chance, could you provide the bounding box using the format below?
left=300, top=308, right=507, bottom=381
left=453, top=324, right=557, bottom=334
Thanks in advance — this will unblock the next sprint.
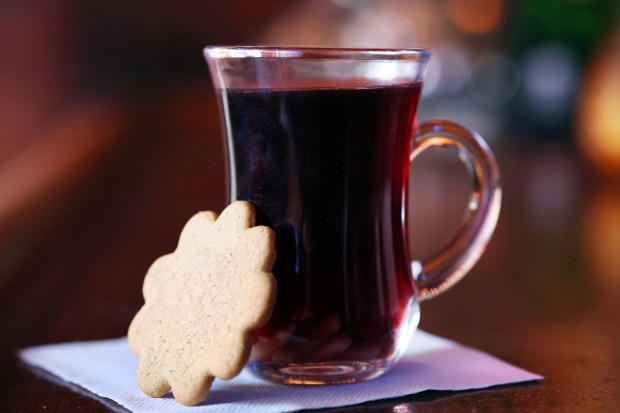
left=128, top=201, right=276, bottom=406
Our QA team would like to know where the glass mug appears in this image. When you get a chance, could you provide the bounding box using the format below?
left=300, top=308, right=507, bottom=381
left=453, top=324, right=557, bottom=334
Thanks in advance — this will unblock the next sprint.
left=205, top=47, right=501, bottom=385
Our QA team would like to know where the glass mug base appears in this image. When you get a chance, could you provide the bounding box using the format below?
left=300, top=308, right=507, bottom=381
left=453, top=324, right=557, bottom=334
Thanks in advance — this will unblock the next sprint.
left=248, top=299, right=421, bottom=385
left=248, top=359, right=394, bottom=385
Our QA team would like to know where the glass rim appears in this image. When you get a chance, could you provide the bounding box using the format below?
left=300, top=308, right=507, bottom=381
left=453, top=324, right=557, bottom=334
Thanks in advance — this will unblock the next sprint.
left=204, top=46, right=431, bottom=61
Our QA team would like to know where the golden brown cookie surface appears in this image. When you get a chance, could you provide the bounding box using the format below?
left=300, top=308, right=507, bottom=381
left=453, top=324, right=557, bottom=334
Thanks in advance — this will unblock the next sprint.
left=128, top=201, right=277, bottom=406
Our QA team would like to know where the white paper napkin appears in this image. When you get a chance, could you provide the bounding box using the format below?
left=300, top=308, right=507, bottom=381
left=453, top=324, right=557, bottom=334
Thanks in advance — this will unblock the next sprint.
left=19, top=330, right=542, bottom=412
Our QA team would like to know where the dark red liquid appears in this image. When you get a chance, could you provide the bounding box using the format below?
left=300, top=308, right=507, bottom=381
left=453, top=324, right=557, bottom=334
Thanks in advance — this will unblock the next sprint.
left=220, top=84, right=421, bottom=362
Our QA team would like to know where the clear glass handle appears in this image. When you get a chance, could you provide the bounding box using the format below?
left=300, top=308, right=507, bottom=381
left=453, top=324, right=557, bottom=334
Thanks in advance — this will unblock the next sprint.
left=410, top=119, right=501, bottom=301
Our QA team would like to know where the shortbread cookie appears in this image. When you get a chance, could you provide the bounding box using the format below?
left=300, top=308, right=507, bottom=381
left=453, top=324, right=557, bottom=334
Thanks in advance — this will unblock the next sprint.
left=128, top=201, right=277, bottom=406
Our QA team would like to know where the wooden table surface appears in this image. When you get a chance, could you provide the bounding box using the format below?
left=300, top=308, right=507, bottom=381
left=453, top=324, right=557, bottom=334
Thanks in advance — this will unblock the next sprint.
left=1, top=82, right=619, bottom=412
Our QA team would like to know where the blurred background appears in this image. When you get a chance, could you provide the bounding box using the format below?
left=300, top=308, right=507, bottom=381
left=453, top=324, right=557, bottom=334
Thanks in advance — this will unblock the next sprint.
left=3, top=3, right=620, bottom=409
left=1, top=0, right=620, bottom=329
left=3, top=0, right=619, bottom=141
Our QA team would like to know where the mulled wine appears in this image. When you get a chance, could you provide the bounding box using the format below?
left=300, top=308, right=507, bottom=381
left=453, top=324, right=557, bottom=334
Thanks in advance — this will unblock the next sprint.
left=219, top=84, right=422, bottom=370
